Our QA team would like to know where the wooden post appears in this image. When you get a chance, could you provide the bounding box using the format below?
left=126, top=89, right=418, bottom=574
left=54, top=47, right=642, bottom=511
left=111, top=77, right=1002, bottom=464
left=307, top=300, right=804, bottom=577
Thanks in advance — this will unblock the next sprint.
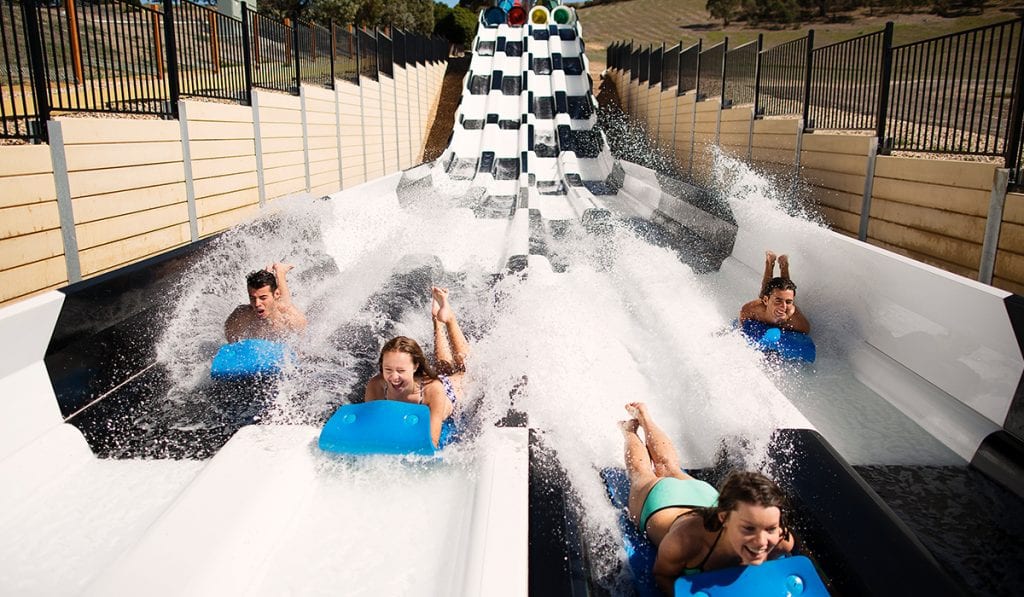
left=66, top=0, right=84, bottom=84
left=284, top=18, right=292, bottom=63
left=209, top=12, right=220, bottom=73
left=152, top=10, right=163, bottom=79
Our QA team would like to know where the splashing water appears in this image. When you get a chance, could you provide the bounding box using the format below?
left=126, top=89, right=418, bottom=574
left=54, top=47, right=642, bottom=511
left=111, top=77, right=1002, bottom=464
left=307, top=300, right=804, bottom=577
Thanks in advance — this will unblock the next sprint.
left=140, top=142, right=963, bottom=589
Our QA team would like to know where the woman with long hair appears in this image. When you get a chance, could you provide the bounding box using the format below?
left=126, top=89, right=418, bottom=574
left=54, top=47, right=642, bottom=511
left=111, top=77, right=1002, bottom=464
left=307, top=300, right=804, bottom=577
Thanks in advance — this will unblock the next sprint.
left=363, top=287, right=470, bottom=447
left=620, top=402, right=795, bottom=593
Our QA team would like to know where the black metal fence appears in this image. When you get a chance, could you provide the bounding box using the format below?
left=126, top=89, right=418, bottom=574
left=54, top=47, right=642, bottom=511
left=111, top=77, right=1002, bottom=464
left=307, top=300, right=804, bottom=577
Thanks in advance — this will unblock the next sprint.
left=1, top=0, right=446, bottom=142
left=638, top=46, right=649, bottom=84
left=358, top=27, right=377, bottom=81
left=755, top=34, right=810, bottom=119
left=887, top=18, right=1023, bottom=157
left=607, top=17, right=1024, bottom=180
left=649, top=44, right=662, bottom=87
left=725, top=38, right=758, bottom=107
left=249, top=11, right=292, bottom=93
left=175, top=1, right=249, bottom=104
left=378, top=30, right=393, bottom=79
left=3, top=0, right=48, bottom=139
left=34, top=0, right=170, bottom=116
left=698, top=41, right=725, bottom=101
left=808, top=25, right=889, bottom=132
left=679, top=41, right=700, bottom=95
left=661, top=43, right=679, bottom=91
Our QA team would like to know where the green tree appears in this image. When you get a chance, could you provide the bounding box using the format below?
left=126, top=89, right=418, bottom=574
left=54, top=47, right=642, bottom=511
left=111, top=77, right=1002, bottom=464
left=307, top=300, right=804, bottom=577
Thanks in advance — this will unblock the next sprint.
left=435, top=5, right=477, bottom=46
left=707, top=0, right=740, bottom=26
left=306, top=0, right=361, bottom=25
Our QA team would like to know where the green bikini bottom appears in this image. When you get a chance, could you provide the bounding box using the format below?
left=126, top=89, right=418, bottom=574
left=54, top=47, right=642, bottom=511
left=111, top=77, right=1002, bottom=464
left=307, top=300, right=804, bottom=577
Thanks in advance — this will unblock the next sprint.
left=639, top=477, right=719, bottom=531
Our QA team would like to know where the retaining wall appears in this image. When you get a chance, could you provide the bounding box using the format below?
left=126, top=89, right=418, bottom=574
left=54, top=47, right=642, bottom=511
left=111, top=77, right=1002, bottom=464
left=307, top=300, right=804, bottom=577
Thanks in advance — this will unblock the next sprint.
left=608, top=68, right=1023, bottom=294
left=0, top=61, right=446, bottom=307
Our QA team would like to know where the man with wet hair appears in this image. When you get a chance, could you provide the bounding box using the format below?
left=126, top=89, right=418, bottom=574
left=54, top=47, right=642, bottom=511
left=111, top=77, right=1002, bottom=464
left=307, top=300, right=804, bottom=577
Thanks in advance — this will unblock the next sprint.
left=225, top=262, right=307, bottom=343
left=739, top=251, right=810, bottom=334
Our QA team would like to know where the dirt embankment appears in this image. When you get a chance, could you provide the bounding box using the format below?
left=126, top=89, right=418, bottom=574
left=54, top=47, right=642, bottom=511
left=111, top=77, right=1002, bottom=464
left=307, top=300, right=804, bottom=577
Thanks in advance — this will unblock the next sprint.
left=422, top=55, right=470, bottom=163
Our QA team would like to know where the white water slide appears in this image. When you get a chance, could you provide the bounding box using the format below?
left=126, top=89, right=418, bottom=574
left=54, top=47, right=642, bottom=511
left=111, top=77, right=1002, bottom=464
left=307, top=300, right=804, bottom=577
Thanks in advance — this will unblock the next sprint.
left=2, top=5, right=1023, bottom=596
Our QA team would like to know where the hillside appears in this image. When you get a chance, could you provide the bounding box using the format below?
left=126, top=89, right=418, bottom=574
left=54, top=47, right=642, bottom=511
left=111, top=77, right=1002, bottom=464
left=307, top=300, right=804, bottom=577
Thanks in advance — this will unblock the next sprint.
left=577, top=0, right=1024, bottom=70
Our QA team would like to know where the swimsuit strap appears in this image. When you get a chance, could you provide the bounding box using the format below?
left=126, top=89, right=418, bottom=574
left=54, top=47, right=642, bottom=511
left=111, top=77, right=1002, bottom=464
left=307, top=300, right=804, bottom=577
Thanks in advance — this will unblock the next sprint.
left=382, top=378, right=423, bottom=404
left=694, top=527, right=724, bottom=573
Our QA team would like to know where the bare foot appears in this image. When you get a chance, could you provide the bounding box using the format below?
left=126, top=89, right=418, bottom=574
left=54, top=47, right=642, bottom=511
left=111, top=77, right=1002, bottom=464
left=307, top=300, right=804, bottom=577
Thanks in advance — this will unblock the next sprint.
left=432, top=287, right=454, bottom=323
left=778, top=254, right=790, bottom=278
left=619, top=419, right=639, bottom=434
left=625, top=402, right=651, bottom=427
left=765, top=250, right=777, bottom=271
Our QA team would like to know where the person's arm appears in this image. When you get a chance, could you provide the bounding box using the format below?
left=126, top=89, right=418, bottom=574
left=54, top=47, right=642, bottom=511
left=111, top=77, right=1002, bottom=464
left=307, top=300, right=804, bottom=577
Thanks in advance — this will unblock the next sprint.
left=364, top=375, right=383, bottom=402
left=270, top=262, right=307, bottom=334
left=739, top=299, right=760, bottom=323
left=652, top=532, right=697, bottom=596
left=224, top=305, right=247, bottom=343
left=423, top=382, right=453, bottom=448
left=781, top=305, right=810, bottom=334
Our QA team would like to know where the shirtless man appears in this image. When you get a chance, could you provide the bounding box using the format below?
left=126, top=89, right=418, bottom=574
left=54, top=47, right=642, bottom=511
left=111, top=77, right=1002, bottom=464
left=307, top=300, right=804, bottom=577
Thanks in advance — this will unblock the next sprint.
left=224, top=263, right=307, bottom=343
left=739, top=251, right=810, bottom=334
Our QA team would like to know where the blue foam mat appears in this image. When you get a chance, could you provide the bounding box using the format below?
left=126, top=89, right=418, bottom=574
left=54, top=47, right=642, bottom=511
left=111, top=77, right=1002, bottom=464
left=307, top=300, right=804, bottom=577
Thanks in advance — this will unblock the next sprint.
left=675, top=555, right=828, bottom=596
left=602, top=467, right=660, bottom=597
left=319, top=401, right=459, bottom=456
left=738, top=319, right=816, bottom=363
left=601, top=467, right=828, bottom=597
left=210, top=339, right=292, bottom=380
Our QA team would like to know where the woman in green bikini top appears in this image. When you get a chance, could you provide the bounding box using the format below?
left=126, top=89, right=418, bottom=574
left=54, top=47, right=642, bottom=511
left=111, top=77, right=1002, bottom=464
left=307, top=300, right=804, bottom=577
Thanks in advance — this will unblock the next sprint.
left=620, top=402, right=795, bottom=594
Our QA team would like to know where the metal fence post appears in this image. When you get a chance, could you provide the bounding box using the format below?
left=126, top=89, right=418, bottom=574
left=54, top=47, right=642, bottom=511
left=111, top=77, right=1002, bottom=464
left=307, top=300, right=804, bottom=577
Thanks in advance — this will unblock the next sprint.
left=329, top=20, right=336, bottom=83
left=21, top=0, right=50, bottom=140
left=241, top=3, right=253, bottom=105
left=355, top=25, right=361, bottom=81
left=752, top=33, right=763, bottom=118
left=716, top=38, right=728, bottom=145
left=749, top=34, right=763, bottom=161
left=162, top=0, right=180, bottom=118
left=875, top=22, right=894, bottom=153
left=802, top=30, right=814, bottom=131
left=292, top=16, right=302, bottom=92
left=689, top=39, right=702, bottom=179
left=1002, top=23, right=1024, bottom=183
left=979, top=169, right=1010, bottom=284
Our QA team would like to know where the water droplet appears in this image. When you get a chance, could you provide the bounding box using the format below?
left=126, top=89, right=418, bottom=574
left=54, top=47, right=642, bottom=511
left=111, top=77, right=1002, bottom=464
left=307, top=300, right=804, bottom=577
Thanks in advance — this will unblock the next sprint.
left=786, top=573, right=805, bottom=595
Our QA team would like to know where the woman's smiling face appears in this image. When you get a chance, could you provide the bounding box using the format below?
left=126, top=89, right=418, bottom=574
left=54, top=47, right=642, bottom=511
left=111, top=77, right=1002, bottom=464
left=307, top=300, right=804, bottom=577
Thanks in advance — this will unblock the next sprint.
left=719, top=501, right=784, bottom=565
left=381, top=350, right=417, bottom=397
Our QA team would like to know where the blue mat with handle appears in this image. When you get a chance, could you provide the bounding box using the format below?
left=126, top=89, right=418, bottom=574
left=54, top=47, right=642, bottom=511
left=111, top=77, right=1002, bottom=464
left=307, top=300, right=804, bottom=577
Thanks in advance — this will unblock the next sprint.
left=601, top=467, right=829, bottom=597
left=738, top=319, right=816, bottom=363
left=211, top=339, right=293, bottom=380
left=319, top=401, right=458, bottom=456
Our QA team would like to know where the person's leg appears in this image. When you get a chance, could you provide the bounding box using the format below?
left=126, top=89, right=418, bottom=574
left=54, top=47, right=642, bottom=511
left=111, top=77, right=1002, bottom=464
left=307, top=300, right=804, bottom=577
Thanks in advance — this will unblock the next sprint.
left=622, top=418, right=660, bottom=526
left=628, top=402, right=690, bottom=480
left=432, top=288, right=455, bottom=374
left=761, top=250, right=777, bottom=296
left=433, top=287, right=470, bottom=371
left=778, top=254, right=791, bottom=280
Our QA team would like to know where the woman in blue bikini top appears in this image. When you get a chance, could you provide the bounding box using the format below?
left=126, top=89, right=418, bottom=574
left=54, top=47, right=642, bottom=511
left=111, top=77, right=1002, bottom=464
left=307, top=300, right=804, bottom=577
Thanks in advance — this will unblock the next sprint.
left=620, top=402, right=795, bottom=594
left=364, top=287, right=469, bottom=448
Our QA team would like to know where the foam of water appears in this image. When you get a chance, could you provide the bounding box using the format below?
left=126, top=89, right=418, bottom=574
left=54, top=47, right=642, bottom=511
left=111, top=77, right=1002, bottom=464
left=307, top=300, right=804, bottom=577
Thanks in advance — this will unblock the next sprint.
left=140, top=147, right=963, bottom=590
left=704, top=149, right=961, bottom=466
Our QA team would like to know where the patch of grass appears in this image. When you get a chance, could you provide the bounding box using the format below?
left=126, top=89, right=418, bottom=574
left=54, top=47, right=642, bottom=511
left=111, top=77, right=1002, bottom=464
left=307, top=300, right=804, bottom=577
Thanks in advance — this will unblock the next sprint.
left=577, top=0, right=1024, bottom=52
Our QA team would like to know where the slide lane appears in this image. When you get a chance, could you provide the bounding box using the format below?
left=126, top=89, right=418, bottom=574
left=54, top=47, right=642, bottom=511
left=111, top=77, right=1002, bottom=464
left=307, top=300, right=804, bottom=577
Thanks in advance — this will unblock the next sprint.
left=1, top=5, right=1022, bottom=595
